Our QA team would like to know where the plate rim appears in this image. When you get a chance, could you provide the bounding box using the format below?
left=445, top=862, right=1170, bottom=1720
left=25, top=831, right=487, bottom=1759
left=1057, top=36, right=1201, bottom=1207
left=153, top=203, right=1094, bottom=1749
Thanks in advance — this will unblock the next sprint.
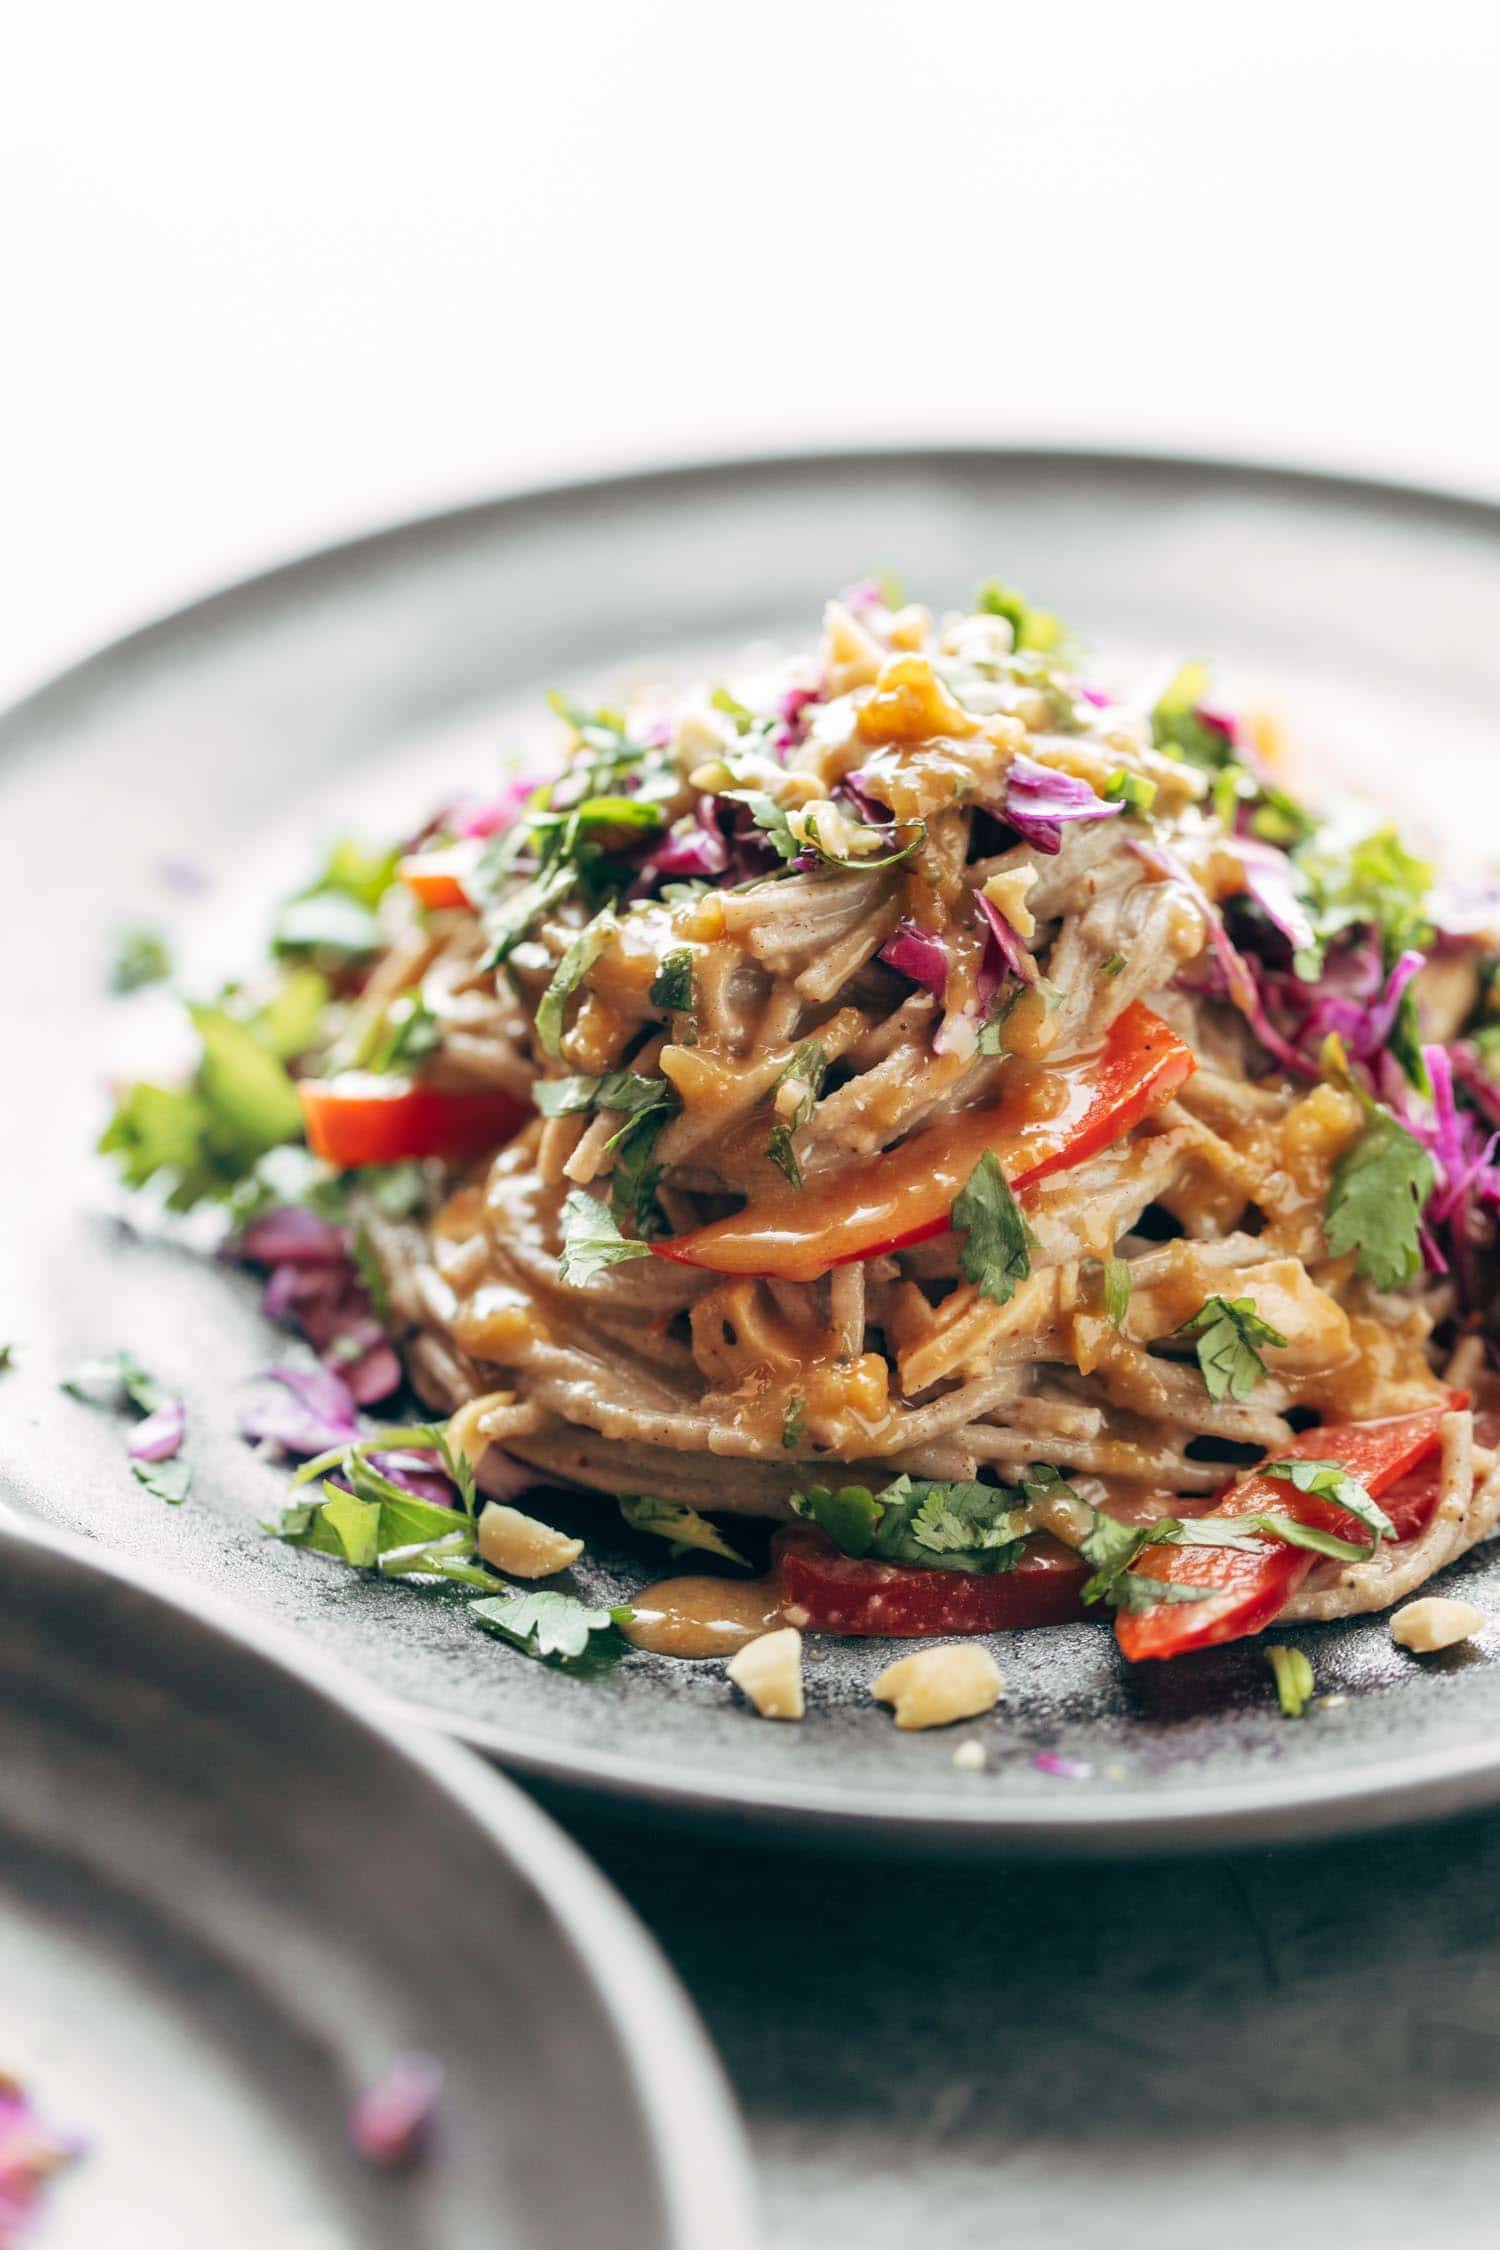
left=0, top=1505, right=758, bottom=2245
left=8, top=437, right=1500, bottom=1859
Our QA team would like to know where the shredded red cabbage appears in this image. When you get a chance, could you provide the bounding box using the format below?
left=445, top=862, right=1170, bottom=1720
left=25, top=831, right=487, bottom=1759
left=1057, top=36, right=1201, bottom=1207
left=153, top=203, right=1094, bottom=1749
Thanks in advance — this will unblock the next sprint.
left=127, top=1397, right=185, bottom=1463
left=974, top=890, right=1036, bottom=990
left=1134, top=839, right=1316, bottom=1080
left=1231, top=839, right=1317, bottom=959
left=878, top=920, right=950, bottom=1000
left=1001, top=754, right=1123, bottom=856
left=239, top=1363, right=360, bottom=1455
left=350, top=2054, right=443, bottom=2170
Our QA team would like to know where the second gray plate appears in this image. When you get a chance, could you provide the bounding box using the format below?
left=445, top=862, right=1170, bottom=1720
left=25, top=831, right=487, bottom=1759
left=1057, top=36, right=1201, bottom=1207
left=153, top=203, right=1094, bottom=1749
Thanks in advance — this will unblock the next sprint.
left=4, top=445, right=1500, bottom=1854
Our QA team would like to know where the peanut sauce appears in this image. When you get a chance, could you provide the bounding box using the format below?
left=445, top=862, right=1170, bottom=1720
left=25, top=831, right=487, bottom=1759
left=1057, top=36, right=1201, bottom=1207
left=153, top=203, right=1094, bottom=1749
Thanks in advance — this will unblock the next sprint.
left=621, top=1572, right=785, bottom=1658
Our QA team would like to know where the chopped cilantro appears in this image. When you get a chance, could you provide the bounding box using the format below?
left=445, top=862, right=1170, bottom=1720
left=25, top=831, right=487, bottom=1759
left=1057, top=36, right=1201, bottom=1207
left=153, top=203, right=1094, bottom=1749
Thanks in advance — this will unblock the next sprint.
left=557, top=1190, right=654, bottom=1285
left=536, top=915, right=615, bottom=1060
left=469, top=1589, right=633, bottom=1663
left=62, top=1351, right=168, bottom=1415
left=1324, top=1104, right=1435, bottom=1288
left=1103, top=770, right=1157, bottom=814
left=797, top=807, right=928, bottom=873
left=1292, top=823, right=1433, bottom=986
left=790, top=1473, right=1029, bottom=1575
left=974, top=579, right=1067, bottom=652
left=1099, top=953, right=1126, bottom=978
left=370, top=992, right=441, bottom=1074
left=766, top=1042, right=827, bottom=1188
left=618, top=1495, right=751, bottom=1568
left=1256, top=1458, right=1394, bottom=1552
left=1102, top=1256, right=1132, bottom=1327
left=1151, top=662, right=1231, bottom=769
left=534, top=1070, right=673, bottom=1122
left=649, top=949, right=696, bottom=1012
left=0, top=1342, right=15, bottom=1372
left=723, top=790, right=801, bottom=864
left=709, top=687, right=756, bottom=734
left=781, top=1396, right=806, bottom=1450
left=273, top=837, right=399, bottom=963
left=131, top=1456, right=191, bottom=1506
left=608, top=1101, right=674, bottom=1237
left=953, top=1151, right=1032, bottom=1306
left=100, top=996, right=307, bottom=1212
left=1266, top=1643, right=1315, bottom=1718
left=109, top=926, right=171, bottom=993
left=1173, top=1295, right=1288, bottom=1402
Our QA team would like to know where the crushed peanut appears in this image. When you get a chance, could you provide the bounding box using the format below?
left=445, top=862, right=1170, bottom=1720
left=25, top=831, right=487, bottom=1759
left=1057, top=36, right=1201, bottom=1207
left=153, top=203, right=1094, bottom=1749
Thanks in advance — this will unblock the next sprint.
left=1390, top=1596, right=1486, bottom=1654
left=476, top=1501, right=584, bottom=1580
left=871, top=1644, right=1003, bottom=1730
left=726, top=1627, right=805, bottom=1721
left=952, top=1739, right=987, bottom=1771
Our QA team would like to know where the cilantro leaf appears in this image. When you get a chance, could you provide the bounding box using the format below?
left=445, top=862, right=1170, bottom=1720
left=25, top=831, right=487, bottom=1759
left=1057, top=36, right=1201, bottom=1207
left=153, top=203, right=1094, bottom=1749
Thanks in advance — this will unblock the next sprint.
left=1324, top=1104, right=1435, bottom=1288
left=1103, top=770, right=1157, bottom=814
left=557, top=1190, right=654, bottom=1285
left=536, top=915, right=615, bottom=1060
left=1256, top=1457, right=1395, bottom=1551
left=1173, top=1295, right=1288, bottom=1401
left=790, top=1473, right=1029, bottom=1575
left=649, top=949, right=696, bottom=1012
left=781, top=1396, right=806, bottom=1450
left=1266, top=1643, right=1315, bottom=1719
left=318, top=1486, right=382, bottom=1565
left=1151, top=662, right=1231, bottom=770
left=974, top=580, right=1067, bottom=652
left=272, top=837, right=399, bottom=963
left=370, top=992, right=441, bottom=1075
left=724, top=790, right=801, bottom=864
left=131, top=1456, right=191, bottom=1505
left=789, top=1482, right=883, bottom=1557
left=618, top=1495, right=751, bottom=1569
left=110, top=926, right=171, bottom=993
left=1107, top=1571, right=1213, bottom=1612
left=62, top=1351, right=168, bottom=1415
left=608, top=1101, right=673, bottom=1238
left=101, top=996, right=307, bottom=1213
left=534, top=1070, right=670, bottom=1120
left=710, top=687, right=756, bottom=733
left=469, top=1589, right=633, bottom=1663
left=766, top=1042, right=826, bottom=1188
left=953, top=1151, right=1032, bottom=1306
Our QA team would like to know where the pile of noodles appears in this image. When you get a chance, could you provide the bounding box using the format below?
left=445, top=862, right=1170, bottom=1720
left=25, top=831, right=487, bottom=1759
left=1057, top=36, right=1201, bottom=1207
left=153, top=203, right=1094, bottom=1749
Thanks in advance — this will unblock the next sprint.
left=353, top=583, right=1500, bottom=1616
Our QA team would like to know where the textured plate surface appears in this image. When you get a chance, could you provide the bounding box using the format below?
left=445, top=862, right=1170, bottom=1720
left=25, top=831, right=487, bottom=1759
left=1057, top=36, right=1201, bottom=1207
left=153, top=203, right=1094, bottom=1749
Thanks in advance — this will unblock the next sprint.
left=0, top=1516, right=753, bottom=2249
left=3, top=445, right=1500, bottom=1855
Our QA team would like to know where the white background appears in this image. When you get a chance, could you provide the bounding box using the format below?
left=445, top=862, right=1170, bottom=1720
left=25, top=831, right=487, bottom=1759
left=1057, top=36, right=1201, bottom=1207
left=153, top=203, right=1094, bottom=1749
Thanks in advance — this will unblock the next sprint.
left=4, top=2, right=1498, bottom=707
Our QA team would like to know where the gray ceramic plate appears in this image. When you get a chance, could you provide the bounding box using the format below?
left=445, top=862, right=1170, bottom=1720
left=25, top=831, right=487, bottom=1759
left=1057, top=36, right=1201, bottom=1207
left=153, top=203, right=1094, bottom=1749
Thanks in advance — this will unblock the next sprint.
left=4, top=446, right=1500, bottom=1856
left=0, top=1513, right=754, bottom=2248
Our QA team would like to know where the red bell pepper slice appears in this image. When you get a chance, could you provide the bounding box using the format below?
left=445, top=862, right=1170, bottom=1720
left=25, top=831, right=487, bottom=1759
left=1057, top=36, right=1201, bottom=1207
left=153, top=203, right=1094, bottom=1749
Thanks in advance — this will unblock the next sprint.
left=299, top=1075, right=528, bottom=1168
left=772, top=1524, right=1091, bottom=1637
left=398, top=842, right=484, bottom=912
left=653, top=1001, right=1195, bottom=1282
left=1116, top=1399, right=1465, bottom=1662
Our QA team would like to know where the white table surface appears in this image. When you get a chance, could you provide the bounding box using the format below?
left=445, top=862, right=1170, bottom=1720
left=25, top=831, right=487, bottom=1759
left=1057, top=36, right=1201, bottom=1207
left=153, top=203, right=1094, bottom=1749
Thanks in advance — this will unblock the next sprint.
left=4, top=1, right=1499, bottom=709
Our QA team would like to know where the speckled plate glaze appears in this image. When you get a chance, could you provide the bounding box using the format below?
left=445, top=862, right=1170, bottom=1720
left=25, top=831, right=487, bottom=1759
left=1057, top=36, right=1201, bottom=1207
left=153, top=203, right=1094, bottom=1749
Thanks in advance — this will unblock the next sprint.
left=0, top=1516, right=754, bottom=2247
left=4, top=446, right=1500, bottom=1856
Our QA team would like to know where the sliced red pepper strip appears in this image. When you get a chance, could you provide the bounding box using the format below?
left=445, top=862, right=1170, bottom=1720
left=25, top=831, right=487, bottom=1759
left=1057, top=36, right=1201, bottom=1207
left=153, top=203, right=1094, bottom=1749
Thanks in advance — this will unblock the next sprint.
left=1115, top=1398, right=1466, bottom=1662
left=299, top=1076, right=528, bottom=1168
left=398, top=843, right=481, bottom=912
left=653, top=1001, right=1195, bottom=1282
left=773, top=1524, right=1091, bottom=1637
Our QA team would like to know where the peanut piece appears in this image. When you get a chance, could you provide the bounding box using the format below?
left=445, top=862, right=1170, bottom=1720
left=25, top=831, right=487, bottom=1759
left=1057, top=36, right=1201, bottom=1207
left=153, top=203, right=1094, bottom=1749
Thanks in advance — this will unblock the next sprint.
left=726, top=1627, right=805, bottom=1721
left=872, top=1644, right=1003, bottom=1730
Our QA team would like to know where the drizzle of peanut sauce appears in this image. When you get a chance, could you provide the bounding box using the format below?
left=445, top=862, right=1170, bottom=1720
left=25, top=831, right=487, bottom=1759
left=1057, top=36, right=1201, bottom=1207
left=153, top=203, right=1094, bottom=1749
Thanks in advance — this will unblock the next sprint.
left=621, top=1573, right=785, bottom=1659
